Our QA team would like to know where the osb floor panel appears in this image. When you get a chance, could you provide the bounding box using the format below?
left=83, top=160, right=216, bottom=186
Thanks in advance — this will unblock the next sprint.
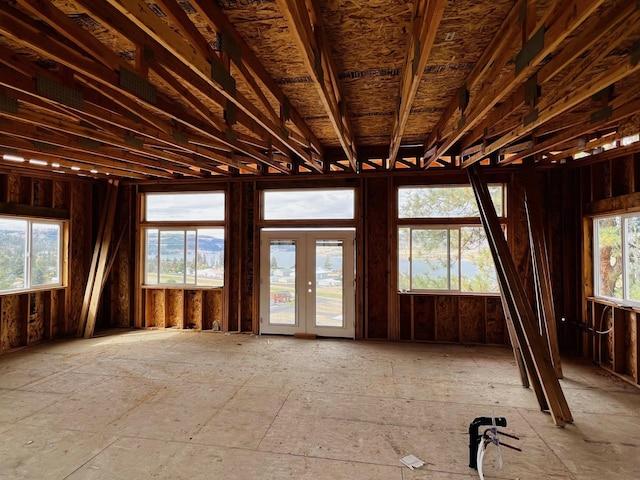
left=0, top=330, right=639, bottom=479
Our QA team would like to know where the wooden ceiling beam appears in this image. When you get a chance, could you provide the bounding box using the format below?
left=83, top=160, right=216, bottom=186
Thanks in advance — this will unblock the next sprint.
left=388, top=0, right=446, bottom=168
left=187, top=0, right=324, bottom=156
left=460, top=0, right=640, bottom=152
left=423, top=0, right=605, bottom=167
left=0, top=60, right=253, bottom=174
left=498, top=97, right=640, bottom=166
left=276, top=0, right=357, bottom=171
left=0, top=122, right=181, bottom=178
left=98, top=0, right=318, bottom=171
left=0, top=6, right=287, bottom=173
left=464, top=58, right=640, bottom=167
left=152, top=0, right=281, bottom=127
left=0, top=136, right=152, bottom=179
left=541, top=132, right=619, bottom=165
left=0, top=108, right=208, bottom=177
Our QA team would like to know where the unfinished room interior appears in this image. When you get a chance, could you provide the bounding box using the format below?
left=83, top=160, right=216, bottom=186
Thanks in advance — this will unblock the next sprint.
left=0, top=0, right=639, bottom=478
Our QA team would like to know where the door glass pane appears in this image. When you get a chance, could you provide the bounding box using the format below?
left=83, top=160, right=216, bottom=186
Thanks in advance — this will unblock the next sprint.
left=269, top=240, right=296, bottom=325
left=315, top=239, right=344, bottom=327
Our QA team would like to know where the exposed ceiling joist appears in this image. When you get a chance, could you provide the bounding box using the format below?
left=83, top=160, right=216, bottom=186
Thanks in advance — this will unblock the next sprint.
left=423, top=0, right=606, bottom=167
left=277, top=0, right=357, bottom=171
left=99, top=0, right=320, bottom=171
left=498, top=97, right=640, bottom=166
left=188, top=0, right=324, bottom=156
left=460, top=0, right=640, bottom=153
left=463, top=58, right=640, bottom=167
left=388, top=0, right=446, bottom=168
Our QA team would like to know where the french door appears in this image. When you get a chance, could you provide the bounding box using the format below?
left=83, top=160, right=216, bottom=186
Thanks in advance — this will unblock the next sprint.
left=259, top=230, right=355, bottom=338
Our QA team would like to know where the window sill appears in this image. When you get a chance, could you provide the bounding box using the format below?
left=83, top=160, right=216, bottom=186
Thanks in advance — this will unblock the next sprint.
left=0, top=285, right=66, bottom=297
left=142, top=285, right=224, bottom=290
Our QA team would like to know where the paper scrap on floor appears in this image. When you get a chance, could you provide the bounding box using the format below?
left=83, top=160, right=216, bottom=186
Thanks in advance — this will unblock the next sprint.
left=400, top=454, right=425, bottom=470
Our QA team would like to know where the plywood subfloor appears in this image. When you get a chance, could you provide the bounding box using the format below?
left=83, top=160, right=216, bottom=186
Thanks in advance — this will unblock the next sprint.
left=0, top=330, right=639, bottom=479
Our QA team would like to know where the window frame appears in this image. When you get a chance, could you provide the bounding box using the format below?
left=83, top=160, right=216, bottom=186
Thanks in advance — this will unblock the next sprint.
left=396, top=183, right=506, bottom=294
left=593, top=212, right=640, bottom=306
left=140, top=191, right=226, bottom=288
left=0, top=216, right=66, bottom=294
left=261, top=188, right=356, bottom=222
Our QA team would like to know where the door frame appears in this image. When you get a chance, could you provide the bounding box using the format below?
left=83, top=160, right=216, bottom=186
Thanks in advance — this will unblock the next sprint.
left=259, top=229, right=355, bottom=338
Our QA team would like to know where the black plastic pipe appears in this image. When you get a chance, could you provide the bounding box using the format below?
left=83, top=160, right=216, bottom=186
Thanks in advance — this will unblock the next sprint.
left=468, top=416, right=507, bottom=469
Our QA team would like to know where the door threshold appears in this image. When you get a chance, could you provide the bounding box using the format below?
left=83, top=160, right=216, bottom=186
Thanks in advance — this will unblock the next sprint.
left=294, top=332, right=317, bottom=340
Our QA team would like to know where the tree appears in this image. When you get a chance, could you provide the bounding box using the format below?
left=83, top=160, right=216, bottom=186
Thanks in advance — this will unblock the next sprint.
left=398, top=186, right=501, bottom=292
left=597, top=217, right=622, bottom=297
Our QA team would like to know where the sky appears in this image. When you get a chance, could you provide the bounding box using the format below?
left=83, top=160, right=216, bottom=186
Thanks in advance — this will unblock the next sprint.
left=145, top=189, right=355, bottom=221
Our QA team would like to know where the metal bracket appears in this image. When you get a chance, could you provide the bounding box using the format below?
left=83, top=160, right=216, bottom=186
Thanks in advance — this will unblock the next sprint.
left=592, top=85, right=614, bottom=102
left=210, top=60, right=236, bottom=97
left=0, top=94, right=18, bottom=114
left=172, top=130, right=188, bottom=145
left=459, top=85, right=469, bottom=112
left=222, top=29, right=241, bottom=64
left=281, top=96, right=291, bottom=121
left=77, top=137, right=100, bottom=150
left=32, top=140, right=58, bottom=152
left=124, top=135, right=143, bottom=149
left=524, top=108, right=538, bottom=127
left=224, top=101, right=237, bottom=125
left=590, top=106, right=613, bottom=124
left=225, top=128, right=237, bottom=143
left=119, top=68, right=157, bottom=105
left=524, top=74, right=540, bottom=105
left=143, top=45, right=155, bottom=64
left=37, top=74, right=84, bottom=110
left=516, top=26, right=545, bottom=75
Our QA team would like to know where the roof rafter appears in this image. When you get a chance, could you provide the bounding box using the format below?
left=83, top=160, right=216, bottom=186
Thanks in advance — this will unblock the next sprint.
left=462, top=57, right=640, bottom=167
left=99, top=0, right=320, bottom=171
left=388, top=0, right=446, bottom=168
left=498, top=97, right=640, bottom=166
left=0, top=1, right=291, bottom=174
left=423, top=0, right=606, bottom=167
left=188, top=0, right=323, bottom=156
left=276, top=0, right=358, bottom=171
left=459, top=0, right=640, bottom=153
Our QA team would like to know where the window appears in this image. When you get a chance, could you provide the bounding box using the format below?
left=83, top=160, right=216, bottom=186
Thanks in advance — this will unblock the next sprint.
left=594, top=213, right=640, bottom=304
left=397, top=185, right=504, bottom=293
left=263, top=189, right=355, bottom=220
left=142, top=192, right=225, bottom=287
left=0, top=217, right=63, bottom=293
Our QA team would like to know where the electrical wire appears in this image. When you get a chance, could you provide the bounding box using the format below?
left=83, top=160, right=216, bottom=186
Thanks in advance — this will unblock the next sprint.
left=597, top=305, right=613, bottom=365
